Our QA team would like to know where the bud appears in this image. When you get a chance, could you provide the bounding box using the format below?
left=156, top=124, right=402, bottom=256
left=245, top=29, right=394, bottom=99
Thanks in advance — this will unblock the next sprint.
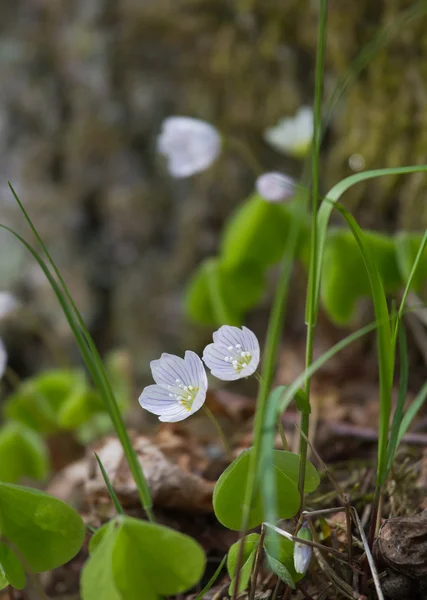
left=293, top=524, right=312, bottom=575
left=255, top=172, right=296, bottom=203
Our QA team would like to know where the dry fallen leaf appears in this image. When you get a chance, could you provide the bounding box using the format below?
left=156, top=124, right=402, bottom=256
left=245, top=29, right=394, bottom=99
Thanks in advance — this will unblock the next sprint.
left=86, top=434, right=214, bottom=514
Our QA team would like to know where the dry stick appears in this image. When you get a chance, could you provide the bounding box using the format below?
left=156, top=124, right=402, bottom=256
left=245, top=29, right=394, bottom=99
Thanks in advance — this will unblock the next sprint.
left=351, top=507, right=384, bottom=600
left=271, top=578, right=283, bottom=600
left=248, top=525, right=265, bottom=600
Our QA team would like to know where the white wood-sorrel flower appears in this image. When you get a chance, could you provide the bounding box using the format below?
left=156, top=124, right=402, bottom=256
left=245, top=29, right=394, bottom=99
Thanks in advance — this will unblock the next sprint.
left=264, top=106, right=313, bottom=158
left=139, top=351, right=207, bottom=422
left=202, top=325, right=260, bottom=381
left=157, top=116, right=221, bottom=178
left=256, top=172, right=296, bottom=202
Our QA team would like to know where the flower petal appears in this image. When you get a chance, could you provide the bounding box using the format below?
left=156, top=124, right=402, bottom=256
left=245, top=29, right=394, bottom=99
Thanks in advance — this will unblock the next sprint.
left=184, top=350, right=208, bottom=391
left=212, top=325, right=245, bottom=349
left=138, top=384, right=177, bottom=415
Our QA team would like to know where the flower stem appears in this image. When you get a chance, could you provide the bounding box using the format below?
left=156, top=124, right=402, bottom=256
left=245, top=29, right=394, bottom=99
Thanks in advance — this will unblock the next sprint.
left=297, top=0, right=328, bottom=515
left=249, top=525, right=265, bottom=600
left=203, top=405, right=233, bottom=461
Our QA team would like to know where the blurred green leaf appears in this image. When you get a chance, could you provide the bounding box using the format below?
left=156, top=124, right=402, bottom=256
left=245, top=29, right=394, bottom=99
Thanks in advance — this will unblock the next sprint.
left=220, top=195, right=292, bottom=270
left=227, top=533, right=259, bottom=595
left=333, top=203, right=393, bottom=485
left=321, top=229, right=401, bottom=325
left=0, top=482, right=85, bottom=572
left=81, top=516, right=206, bottom=600
left=395, top=231, right=427, bottom=294
left=185, top=258, right=265, bottom=326
left=0, top=422, right=49, bottom=483
left=4, top=369, right=88, bottom=433
left=213, top=449, right=319, bottom=531
left=58, top=389, right=103, bottom=430
left=315, top=166, right=427, bottom=318
left=0, top=543, right=26, bottom=590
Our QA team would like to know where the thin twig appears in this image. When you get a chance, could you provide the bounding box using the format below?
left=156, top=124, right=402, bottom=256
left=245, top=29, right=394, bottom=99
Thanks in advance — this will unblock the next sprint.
left=271, top=578, right=283, bottom=600
left=351, top=507, right=384, bottom=600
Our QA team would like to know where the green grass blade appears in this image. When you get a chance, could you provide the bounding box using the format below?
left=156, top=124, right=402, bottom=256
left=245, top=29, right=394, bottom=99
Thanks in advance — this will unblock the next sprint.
left=315, top=166, right=427, bottom=312
left=279, top=319, right=385, bottom=413
left=195, top=554, right=227, bottom=600
left=397, top=381, right=427, bottom=449
left=94, top=452, right=124, bottom=515
left=395, top=229, right=427, bottom=342
left=1, top=207, right=154, bottom=522
left=331, top=202, right=393, bottom=483
left=385, top=325, right=408, bottom=479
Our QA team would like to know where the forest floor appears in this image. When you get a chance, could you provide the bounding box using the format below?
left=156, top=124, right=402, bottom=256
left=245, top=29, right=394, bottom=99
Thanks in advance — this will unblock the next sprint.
left=2, top=324, right=427, bottom=600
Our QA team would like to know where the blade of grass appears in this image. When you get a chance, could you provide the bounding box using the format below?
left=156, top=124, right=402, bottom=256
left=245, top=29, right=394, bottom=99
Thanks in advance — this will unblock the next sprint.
left=397, top=381, right=427, bottom=448
left=315, top=166, right=427, bottom=313
left=94, top=452, right=124, bottom=515
left=195, top=554, right=227, bottom=600
left=394, top=229, right=427, bottom=345
left=331, top=202, right=393, bottom=484
left=385, top=325, right=408, bottom=478
left=279, top=319, right=387, bottom=414
left=2, top=195, right=154, bottom=522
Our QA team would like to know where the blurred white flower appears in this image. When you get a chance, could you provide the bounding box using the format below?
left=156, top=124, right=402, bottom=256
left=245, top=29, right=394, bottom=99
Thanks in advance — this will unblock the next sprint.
left=0, top=338, right=7, bottom=380
left=293, top=524, right=312, bottom=575
left=139, top=351, right=207, bottom=422
left=203, top=325, right=260, bottom=381
left=157, top=116, right=222, bottom=178
left=0, top=292, right=19, bottom=319
left=264, top=107, right=313, bottom=158
left=256, top=172, right=296, bottom=203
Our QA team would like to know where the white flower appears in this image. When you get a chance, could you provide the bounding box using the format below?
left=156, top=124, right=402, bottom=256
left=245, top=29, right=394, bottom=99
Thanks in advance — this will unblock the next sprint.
left=202, top=325, right=260, bottom=381
left=139, top=351, right=207, bottom=422
left=157, top=116, right=222, bottom=178
left=0, top=338, right=7, bottom=380
left=0, top=292, right=19, bottom=319
left=256, top=172, right=296, bottom=203
left=264, top=106, right=313, bottom=158
left=293, top=525, right=312, bottom=575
